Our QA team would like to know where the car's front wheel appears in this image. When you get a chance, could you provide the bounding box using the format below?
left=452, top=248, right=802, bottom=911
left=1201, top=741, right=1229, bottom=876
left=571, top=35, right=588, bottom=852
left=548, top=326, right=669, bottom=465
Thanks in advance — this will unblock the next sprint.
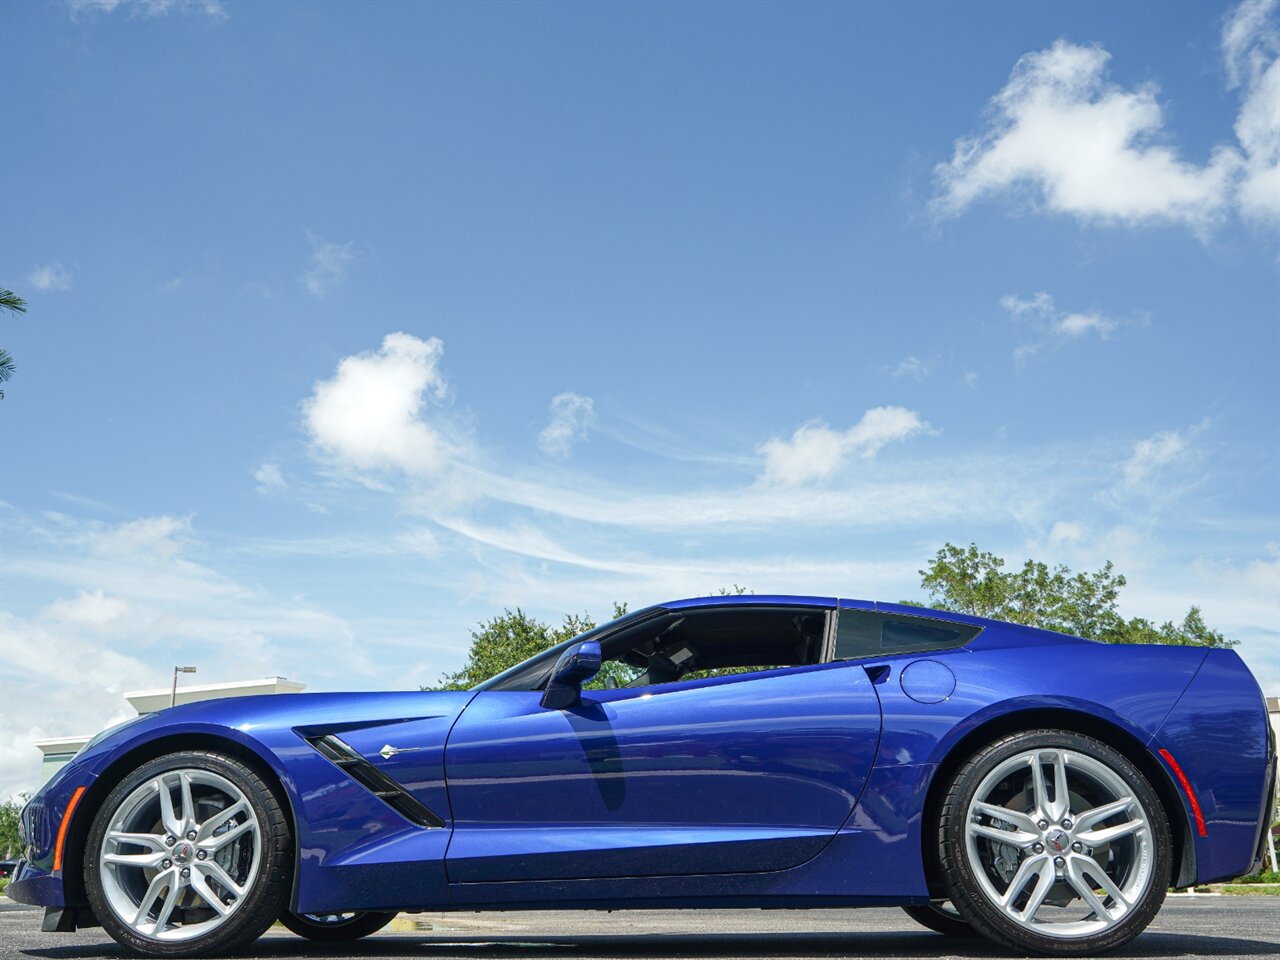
left=278, top=911, right=397, bottom=941
left=84, top=750, right=292, bottom=957
left=936, top=729, right=1171, bottom=955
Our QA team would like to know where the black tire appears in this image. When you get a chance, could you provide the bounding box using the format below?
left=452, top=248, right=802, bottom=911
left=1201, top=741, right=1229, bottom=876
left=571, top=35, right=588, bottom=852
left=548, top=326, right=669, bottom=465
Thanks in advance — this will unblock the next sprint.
left=278, top=911, right=397, bottom=941
left=84, top=750, right=292, bottom=957
left=902, top=902, right=979, bottom=937
left=936, top=729, right=1171, bottom=956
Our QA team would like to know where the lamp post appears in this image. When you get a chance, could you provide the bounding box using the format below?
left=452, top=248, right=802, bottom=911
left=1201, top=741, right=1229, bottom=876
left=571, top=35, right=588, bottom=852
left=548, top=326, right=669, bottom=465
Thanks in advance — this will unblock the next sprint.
left=171, top=666, right=197, bottom=707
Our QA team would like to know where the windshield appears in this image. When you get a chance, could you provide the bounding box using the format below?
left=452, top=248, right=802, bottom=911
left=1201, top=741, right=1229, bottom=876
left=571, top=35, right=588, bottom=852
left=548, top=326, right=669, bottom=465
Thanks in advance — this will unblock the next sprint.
left=476, top=607, right=660, bottom=692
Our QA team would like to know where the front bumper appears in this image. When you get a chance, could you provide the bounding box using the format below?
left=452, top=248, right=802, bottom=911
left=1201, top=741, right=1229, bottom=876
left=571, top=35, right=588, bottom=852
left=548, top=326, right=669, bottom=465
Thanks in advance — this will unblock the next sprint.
left=7, top=768, right=99, bottom=909
left=5, top=858, right=65, bottom=907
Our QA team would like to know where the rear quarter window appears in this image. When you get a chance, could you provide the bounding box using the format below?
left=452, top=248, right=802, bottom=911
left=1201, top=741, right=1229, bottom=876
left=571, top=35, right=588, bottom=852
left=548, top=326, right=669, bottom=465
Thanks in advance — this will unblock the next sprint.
left=834, top=610, right=980, bottom=660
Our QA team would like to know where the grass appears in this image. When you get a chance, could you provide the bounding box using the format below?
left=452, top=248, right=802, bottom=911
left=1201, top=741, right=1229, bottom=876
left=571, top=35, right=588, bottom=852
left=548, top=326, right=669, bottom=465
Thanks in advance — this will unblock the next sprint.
left=1222, top=884, right=1280, bottom=896
left=1228, top=869, right=1280, bottom=884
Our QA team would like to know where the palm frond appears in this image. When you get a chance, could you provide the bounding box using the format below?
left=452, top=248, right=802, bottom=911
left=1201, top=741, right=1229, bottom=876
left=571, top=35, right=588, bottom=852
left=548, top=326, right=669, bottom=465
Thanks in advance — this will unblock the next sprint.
left=0, top=289, right=27, bottom=315
left=0, top=347, right=13, bottom=397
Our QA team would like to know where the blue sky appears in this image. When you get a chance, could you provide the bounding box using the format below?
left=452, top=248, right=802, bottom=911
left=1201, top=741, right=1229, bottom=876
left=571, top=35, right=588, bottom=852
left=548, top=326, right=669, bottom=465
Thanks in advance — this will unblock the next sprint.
left=1, top=0, right=1277, bottom=797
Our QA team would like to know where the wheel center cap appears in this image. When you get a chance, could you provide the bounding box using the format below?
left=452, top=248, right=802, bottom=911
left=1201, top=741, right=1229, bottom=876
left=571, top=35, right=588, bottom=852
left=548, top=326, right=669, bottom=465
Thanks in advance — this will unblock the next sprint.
left=171, top=841, right=195, bottom=864
left=1045, top=829, right=1070, bottom=853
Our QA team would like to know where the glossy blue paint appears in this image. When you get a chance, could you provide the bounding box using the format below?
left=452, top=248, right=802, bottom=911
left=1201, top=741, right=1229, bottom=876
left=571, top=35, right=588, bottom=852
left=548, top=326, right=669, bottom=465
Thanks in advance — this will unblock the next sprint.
left=443, top=660, right=880, bottom=881
left=541, top=639, right=603, bottom=709
left=668, top=594, right=838, bottom=610
left=899, top=660, right=956, bottom=704
left=8, top=595, right=1274, bottom=925
left=1151, top=648, right=1271, bottom=883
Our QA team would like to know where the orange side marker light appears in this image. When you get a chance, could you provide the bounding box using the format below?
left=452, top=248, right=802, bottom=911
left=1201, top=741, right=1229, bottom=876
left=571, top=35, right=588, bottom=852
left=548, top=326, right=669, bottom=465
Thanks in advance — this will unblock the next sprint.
left=53, top=786, right=86, bottom=873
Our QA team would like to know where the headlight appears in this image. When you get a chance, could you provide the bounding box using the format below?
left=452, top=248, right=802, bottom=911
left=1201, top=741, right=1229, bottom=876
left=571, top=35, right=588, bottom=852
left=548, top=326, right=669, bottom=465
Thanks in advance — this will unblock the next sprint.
left=75, top=715, right=145, bottom=758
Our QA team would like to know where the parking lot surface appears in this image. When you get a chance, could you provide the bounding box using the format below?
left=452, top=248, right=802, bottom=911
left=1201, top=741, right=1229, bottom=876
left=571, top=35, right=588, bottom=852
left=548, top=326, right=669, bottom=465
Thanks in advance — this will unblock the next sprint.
left=1, top=896, right=1275, bottom=960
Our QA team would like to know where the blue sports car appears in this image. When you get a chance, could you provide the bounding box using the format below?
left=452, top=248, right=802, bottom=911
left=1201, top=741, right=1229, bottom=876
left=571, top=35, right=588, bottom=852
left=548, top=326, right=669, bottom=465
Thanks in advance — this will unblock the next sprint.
left=10, top=596, right=1276, bottom=957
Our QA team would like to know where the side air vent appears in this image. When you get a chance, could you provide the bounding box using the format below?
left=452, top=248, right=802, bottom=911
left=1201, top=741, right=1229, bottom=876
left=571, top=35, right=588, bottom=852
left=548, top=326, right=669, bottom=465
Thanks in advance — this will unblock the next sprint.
left=306, top=734, right=446, bottom=828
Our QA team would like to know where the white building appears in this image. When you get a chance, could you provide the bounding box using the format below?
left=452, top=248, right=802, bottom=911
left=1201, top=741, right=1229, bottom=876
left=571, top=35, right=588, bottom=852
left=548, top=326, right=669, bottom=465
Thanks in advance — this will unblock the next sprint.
left=34, top=677, right=305, bottom=785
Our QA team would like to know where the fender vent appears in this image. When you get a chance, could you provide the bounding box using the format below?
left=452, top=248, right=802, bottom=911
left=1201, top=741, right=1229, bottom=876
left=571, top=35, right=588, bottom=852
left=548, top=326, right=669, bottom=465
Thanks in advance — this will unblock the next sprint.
left=306, top=734, right=446, bottom=828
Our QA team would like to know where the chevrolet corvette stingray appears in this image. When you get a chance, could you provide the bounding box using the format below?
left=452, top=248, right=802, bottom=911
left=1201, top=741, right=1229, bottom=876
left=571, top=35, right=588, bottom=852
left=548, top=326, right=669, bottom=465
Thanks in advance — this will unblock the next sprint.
left=9, top=596, right=1275, bottom=957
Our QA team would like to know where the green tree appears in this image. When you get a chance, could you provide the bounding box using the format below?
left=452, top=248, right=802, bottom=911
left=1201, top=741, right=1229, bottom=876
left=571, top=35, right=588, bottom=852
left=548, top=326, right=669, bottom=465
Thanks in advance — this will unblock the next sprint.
left=916, top=542, right=1232, bottom=647
left=428, top=603, right=630, bottom=691
left=0, top=796, right=26, bottom=859
left=0, top=288, right=28, bottom=399
left=430, top=608, right=564, bottom=691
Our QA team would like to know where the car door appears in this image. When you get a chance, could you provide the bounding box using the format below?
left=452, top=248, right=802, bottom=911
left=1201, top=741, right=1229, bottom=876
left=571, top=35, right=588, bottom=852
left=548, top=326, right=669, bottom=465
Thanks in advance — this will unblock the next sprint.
left=442, top=605, right=882, bottom=882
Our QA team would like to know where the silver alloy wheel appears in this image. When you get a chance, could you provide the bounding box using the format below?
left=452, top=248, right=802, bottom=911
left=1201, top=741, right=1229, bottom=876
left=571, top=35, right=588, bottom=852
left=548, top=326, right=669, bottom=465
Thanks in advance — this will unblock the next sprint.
left=964, top=747, right=1153, bottom=940
left=97, top=768, right=262, bottom=942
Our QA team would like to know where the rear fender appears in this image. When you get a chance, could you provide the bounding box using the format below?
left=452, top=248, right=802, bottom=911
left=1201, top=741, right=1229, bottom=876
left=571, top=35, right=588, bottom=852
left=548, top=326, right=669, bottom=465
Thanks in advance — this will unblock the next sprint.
left=1151, top=649, right=1271, bottom=884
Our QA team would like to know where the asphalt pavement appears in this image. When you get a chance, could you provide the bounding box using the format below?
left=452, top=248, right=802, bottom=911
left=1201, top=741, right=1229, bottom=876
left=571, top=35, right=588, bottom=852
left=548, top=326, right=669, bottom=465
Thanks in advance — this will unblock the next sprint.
left=1, top=896, right=1275, bottom=960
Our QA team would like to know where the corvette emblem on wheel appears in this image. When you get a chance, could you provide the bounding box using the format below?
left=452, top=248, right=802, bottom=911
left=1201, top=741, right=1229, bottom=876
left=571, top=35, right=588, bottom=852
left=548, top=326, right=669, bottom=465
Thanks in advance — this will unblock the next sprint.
left=5, top=595, right=1273, bottom=959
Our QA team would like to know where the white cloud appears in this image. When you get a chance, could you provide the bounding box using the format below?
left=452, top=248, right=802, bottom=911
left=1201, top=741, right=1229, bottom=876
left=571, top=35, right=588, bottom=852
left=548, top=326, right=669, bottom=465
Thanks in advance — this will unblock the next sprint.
left=886, top=356, right=932, bottom=380
left=1049, top=520, right=1084, bottom=545
left=67, top=0, right=227, bottom=20
left=442, top=456, right=1013, bottom=531
left=1121, top=423, right=1205, bottom=487
left=94, top=514, right=193, bottom=560
left=1236, top=59, right=1280, bottom=220
left=303, top=332, right=455, bottom=476
left=0, top=511, right=366, bottom=798
left=27, top=263, right=72, bottom=292
left=1001, top=291, right=1054, bottom=322
left=758, top=407, right=932, bottom=486
left=397, top=527, right=440, bottom=557
left=538, top=393, right=595, bottom=458
left=67, top=0, right=123, bottom=14
left=42, top=589, right=128, bottom=627
left=254, top=462, right=287, bottom=494
left=300, top=232, right=355, bottom=298
left=1056, top=311, right=1117, bottom=338
left=933, top=40, right=1240, bottom=228
left=1001, top=291, right=1125, bottom=364
left=1226, top=1, right=1280, bottom=222
left=1, top=609, right=157, bottom=799
left=1224, top=0, right=1278, bottom=88
left=934, top=3, right=1280, bottom=228
left=433, top=513, right=920, bottom=589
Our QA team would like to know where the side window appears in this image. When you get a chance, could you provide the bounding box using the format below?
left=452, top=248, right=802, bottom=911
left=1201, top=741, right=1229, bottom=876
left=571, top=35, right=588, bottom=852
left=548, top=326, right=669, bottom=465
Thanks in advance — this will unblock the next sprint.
left=589, top=606, right=831, bottom=690
left=833, top=609, right=979, bottom=660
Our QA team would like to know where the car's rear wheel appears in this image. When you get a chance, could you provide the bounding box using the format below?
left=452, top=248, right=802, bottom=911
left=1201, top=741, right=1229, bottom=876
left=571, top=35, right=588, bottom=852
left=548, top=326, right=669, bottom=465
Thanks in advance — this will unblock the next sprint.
left=936, top=729, right=1170, bottom=955
left=84, top=751, right=292, bottom=957
left=902, top=901, right=978, bottom=937
left=278, top=911, right=397, bottom=941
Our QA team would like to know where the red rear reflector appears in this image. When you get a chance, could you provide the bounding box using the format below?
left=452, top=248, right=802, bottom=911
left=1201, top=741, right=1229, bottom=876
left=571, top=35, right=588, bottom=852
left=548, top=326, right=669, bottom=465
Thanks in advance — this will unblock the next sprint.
left=1158, top=748, right=1207, bottom=837
left=53, top=786, right=86, bottom=873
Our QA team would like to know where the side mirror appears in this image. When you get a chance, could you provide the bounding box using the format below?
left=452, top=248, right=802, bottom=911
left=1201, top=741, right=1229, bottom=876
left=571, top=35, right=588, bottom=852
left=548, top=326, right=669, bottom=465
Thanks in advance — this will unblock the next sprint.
left=541, top=640, right=601, bottom=709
